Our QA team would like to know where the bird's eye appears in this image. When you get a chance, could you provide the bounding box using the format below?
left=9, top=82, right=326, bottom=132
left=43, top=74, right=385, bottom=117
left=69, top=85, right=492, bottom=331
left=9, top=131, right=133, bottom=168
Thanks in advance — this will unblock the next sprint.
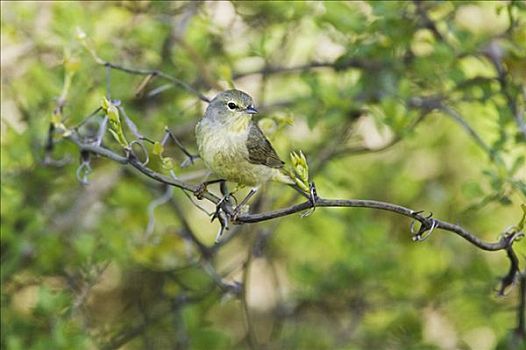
left=227, top=102, right=238, bottom=110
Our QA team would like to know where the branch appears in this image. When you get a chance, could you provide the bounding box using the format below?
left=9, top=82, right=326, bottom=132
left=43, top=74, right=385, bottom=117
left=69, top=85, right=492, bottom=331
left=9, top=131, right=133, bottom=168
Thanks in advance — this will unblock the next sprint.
left=232, top=59, right=379, bottom=80
left=65, top=132, right=522, bottom=254
left=438, top=104, right=495, bottom=157
left=66, top=133, right=222, bottom=206
left=235, top=198, right=521, bottom=252
left=58, top=64, right=522, bottom=302
left=102, top=61, right=211, bottom=103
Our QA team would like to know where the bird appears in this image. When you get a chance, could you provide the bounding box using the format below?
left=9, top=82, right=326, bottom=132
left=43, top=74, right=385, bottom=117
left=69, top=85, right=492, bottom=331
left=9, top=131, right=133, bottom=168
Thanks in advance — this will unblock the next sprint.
left=195, top=89, right=294, bottom=207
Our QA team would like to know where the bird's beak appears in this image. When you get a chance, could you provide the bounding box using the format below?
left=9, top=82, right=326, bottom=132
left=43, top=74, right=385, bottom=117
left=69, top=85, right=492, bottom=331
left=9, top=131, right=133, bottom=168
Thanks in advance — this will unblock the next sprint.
left=245, top=105, right=258, bottom=114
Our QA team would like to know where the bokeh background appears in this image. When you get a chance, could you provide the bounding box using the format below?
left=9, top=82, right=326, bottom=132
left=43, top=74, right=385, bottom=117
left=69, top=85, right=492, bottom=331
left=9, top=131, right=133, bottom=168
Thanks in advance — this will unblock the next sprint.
left=1, top=1, right=525, bottom=349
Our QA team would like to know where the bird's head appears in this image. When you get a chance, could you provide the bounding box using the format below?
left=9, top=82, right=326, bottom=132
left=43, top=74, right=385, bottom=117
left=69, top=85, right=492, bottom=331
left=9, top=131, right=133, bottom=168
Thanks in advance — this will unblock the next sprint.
left=204, top=89, right=258, bottom=123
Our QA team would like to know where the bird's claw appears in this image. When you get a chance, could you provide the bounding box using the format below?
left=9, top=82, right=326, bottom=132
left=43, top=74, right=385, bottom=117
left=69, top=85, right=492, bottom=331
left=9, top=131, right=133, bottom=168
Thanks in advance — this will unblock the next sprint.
left=211, top=193, right=236, bottom=222
left=211, top=194, right=234, bottom=243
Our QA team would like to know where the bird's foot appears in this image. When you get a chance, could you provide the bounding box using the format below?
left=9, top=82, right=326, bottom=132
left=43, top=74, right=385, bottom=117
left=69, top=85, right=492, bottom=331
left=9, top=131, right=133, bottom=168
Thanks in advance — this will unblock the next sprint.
left=211, top=193, right=237, bottom=243
left=211, top=193, right=236, bottom=222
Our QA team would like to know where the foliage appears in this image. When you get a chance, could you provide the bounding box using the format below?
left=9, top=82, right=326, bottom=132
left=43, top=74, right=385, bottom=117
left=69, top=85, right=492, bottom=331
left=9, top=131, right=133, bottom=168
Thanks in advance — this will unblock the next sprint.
left=1, top=1, right=525, bottom=349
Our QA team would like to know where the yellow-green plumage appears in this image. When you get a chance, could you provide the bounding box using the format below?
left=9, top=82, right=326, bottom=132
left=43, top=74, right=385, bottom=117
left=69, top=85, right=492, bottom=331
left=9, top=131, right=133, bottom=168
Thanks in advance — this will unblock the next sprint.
left=195, top=90, right=293, bottom=187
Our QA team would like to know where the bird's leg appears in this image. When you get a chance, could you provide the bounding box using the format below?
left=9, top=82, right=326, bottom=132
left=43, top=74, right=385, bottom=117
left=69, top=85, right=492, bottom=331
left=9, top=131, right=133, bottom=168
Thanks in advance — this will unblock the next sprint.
left=194, top=178, right=226, bottom=200
left=219, top=181, right=237, bottom=205
left=211, top=181, right=237, bottom=223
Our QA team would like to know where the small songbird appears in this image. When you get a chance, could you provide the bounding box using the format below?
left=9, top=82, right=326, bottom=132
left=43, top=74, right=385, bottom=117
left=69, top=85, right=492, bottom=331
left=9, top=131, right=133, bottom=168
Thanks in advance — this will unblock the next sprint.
left=195, top=89, right=294, bottom=199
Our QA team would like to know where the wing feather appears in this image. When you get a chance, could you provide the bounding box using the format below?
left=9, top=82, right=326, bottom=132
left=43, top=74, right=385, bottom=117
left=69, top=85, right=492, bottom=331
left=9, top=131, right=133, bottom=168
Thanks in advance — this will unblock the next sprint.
left=246, top=122, right=284, bottom=168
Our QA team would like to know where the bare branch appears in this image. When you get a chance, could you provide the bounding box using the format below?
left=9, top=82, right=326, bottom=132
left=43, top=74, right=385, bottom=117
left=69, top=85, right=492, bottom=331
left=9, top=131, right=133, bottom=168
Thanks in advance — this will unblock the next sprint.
left=102, top=61, right=210, bottom=103
left=235, top=198, right=521, bottom=252
left=233, top=59, right=379, bottom=80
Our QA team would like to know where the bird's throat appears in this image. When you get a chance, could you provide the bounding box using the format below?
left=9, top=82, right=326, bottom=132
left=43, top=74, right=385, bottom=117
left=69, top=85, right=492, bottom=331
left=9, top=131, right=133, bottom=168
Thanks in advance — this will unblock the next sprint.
left=230, top=115, right=251, bottom=133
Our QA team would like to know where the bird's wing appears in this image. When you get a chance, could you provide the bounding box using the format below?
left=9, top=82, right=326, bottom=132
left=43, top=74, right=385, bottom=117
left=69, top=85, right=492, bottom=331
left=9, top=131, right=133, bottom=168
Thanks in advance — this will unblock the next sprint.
left=246, top=122, right=285, bottom=168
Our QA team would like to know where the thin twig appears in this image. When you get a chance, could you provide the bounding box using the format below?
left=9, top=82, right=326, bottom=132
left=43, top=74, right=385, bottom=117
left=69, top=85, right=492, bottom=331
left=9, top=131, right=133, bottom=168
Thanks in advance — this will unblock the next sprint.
left=103, top=62, right=210, bottom=103
left=236, top=198, right=521, bottom=252
left=233, top=59, right=379, bottom=80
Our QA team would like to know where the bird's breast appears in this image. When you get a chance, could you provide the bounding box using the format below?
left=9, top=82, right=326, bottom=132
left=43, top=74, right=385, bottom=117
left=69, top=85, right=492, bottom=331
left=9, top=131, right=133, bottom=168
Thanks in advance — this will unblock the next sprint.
left=195, top=119, right=273, bottom=186
left=196, top=119, right=249, bottom=168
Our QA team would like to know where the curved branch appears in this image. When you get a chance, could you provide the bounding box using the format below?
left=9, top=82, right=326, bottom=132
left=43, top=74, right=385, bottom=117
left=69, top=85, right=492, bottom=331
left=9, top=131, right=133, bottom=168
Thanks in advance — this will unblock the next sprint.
left=68, top=133, right=129, bottom=164
left=236, top=198, right=519, bottom=252
left=101, top=61, right=210, bottom=103
left=66, top=133, right=221, bottom=205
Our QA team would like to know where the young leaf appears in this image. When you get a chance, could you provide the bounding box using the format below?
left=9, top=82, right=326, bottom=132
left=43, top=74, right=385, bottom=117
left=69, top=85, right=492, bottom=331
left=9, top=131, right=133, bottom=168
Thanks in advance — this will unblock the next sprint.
left=101, top=97, right=128, bottom=147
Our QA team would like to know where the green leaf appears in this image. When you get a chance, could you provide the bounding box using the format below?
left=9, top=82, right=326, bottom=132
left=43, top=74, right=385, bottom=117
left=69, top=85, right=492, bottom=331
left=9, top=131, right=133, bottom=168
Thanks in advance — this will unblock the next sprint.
left=161, top=157, right=174, bottom=170
left=152, top=141, right=164, bottom=156
left=101, top=97, right=128, bottom=147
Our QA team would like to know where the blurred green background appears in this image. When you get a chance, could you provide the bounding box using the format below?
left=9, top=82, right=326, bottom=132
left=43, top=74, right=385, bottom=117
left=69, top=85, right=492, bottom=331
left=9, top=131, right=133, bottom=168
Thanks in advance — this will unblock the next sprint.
left=1, top=1, right=525, bottom=349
